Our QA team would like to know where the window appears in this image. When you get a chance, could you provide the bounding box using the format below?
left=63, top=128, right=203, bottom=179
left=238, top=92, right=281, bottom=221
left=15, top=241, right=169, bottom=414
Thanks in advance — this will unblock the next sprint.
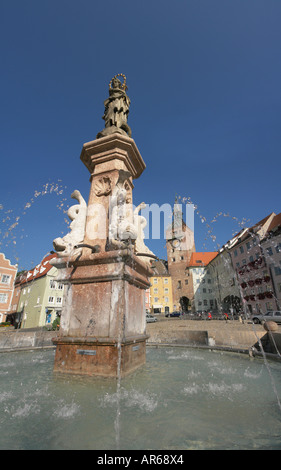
left=0, top=293, right=8, bottom=303
left=37, top=297, right=40, bottom=304
left=180, top=256, right=184, bottom=260
left=153, top=288, right=158, bottom=294
left=185, top=279, right=188, bottom=285
left=172, top=258, right=175, bottom=262
left=164, top=297, right=169, bottom=303
left=274, top=266, right=281, bottom=276
left=154, top=297, right=159, bottom=302
left=234, top=249, right=238, bottom=257
left=177, top=280, right=182, bottom=289
left=50, top=280, right=56, bottom=289
left=164, top=278, right=168, bottom=284
left=1, top=274, right=11, bottom=284
left=48, top=296, right=54, bottom=304
left=57, top=283, right=64, bottom=290
left=239, top=246, right=244, bottom=254
left=246, top=242, right=251, bottom=250
left=203, top=299, right=208, bottom=306
left=276, top=243, right=281, bottom=254
left=164, top=288, right=169, bottom=293
left=56, top=297, right=62, bottom=305
left=266, top=247, right=273, bottom=256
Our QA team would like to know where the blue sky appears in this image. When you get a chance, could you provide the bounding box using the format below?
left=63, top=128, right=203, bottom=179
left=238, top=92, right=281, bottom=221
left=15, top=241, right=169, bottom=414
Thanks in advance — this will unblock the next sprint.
left=1, top=0, right=280, bottom=270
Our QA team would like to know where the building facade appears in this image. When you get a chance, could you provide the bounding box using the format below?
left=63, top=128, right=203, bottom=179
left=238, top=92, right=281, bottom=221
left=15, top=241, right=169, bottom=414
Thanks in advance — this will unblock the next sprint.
left=6, top=277, right=22, bottom=325
left=207, top=248, right=241, bottom=314
left=189, top=252, right=218, bottom=312
left=149, top=260, right=174, bottom=314
left=150, top=275, right=174, bottom=314
left=0, top=253, right=18, bottom=323
left=261, top=213, right=281, bottom=311
left=16, top=253, right=64, bottom=329
left=227, top=213, right=278, bottom=315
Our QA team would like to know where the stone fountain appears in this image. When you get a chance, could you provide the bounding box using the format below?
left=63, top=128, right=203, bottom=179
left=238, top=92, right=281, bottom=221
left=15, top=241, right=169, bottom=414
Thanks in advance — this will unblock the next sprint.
left=51, top=74, right=154, bottom=377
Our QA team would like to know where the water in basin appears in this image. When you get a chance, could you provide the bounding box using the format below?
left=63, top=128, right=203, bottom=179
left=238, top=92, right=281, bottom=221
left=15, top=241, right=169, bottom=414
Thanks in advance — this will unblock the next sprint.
left=0, top=347, right=280, bottom=450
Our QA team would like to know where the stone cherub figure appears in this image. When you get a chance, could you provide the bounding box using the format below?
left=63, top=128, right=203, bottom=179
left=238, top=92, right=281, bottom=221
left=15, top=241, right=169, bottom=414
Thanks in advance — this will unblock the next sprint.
left=108, top=170, right=155, bottom=264
left=108, top=170, right=137, bottom=249
left=53, top=190, right=87, bottom=258
left=97, top=74, right=132, bottom=139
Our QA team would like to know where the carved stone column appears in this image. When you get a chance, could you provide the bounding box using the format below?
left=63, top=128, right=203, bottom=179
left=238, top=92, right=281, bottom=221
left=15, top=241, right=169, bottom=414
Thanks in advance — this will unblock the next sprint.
left=52, top=133, right=153, bottom=377
left=80, top=133, right=146, bottom=253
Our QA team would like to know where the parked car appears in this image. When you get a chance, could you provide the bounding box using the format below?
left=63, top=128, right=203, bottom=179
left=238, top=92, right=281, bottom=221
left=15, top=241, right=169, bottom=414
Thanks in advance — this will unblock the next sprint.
left=251, top=311, right=281, bottom=324
left=165, top=311, right=181, bottom=317
left=146, top=314, right=157, bottom=323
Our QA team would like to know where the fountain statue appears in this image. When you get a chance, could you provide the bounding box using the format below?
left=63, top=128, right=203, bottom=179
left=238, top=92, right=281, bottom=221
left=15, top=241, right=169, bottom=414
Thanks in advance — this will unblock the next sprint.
left=53, top=190, right=87, bottom=258
left=96, top=73, right=132, bottom=139
left=51, top=75, right=154, bottom=377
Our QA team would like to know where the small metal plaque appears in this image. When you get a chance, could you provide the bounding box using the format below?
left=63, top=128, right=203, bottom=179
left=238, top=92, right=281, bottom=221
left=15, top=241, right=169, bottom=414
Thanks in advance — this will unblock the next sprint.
left=77, top=349, right=96, bottom=356
left=132, top=345, right=139, bottom=352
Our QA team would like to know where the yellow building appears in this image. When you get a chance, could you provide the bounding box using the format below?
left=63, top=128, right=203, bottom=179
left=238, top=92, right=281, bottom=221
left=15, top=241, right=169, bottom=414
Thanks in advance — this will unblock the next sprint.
left=149, top=260, right=174, bottom=314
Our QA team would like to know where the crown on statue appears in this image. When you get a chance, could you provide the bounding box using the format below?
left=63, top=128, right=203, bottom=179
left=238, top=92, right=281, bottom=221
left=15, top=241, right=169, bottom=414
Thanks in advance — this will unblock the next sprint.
left=109, top=73, right=128, bottom=91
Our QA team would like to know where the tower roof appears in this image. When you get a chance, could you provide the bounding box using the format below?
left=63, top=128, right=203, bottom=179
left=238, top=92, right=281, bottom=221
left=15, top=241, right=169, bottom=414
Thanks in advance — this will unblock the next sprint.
left=189, top=252, right=218, bottom=267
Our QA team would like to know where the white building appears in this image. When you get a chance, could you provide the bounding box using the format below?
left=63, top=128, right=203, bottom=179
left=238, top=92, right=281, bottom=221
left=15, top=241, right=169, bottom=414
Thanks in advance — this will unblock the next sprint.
left=189, top=252, right=217, bottom=312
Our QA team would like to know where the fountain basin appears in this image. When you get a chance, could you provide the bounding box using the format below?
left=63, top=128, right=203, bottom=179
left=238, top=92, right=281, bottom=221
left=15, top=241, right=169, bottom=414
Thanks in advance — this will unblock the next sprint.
left=0, top=347, right=280, bottom=450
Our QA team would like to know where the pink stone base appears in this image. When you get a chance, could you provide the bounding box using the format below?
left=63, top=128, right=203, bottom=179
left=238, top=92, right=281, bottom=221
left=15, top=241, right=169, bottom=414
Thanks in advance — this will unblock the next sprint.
left=52, top=250, right=152, bottom=377
left=52, top=335, right=148, bottom=377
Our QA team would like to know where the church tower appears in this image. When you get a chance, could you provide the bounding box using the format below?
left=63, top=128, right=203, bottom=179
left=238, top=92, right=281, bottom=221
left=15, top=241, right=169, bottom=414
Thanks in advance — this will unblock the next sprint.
left=166, top=199, right=195, bottom=311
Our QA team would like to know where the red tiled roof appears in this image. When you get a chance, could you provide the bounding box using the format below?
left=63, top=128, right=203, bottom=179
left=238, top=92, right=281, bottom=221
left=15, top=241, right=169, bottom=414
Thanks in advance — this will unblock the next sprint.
left=189, top=252, right=218, bottom=267
left=18, top=252, right=58, bottom=285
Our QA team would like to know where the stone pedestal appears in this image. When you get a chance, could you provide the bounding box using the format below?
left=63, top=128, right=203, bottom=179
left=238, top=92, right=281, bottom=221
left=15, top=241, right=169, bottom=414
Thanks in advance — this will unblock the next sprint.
left=80, top=133, right=146, bottom=253
left=52, top=134, right=152, bottom=377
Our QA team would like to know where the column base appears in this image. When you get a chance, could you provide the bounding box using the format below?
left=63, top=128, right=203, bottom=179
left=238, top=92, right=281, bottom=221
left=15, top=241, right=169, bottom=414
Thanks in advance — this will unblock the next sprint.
left=52, top=334, right=149, bottom=378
